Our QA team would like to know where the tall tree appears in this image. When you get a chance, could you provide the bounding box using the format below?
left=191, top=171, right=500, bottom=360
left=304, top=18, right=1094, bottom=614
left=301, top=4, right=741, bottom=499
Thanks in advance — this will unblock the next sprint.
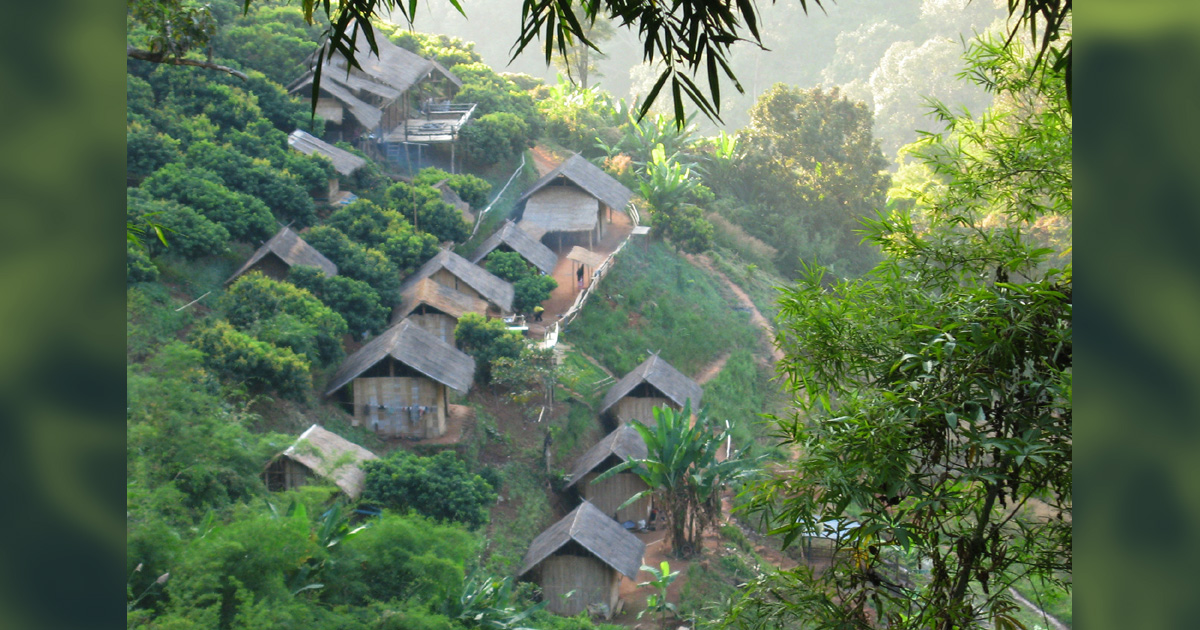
left=550, top=14, right=615, bottom=89
left=732, top=34, right=1071, bottom=630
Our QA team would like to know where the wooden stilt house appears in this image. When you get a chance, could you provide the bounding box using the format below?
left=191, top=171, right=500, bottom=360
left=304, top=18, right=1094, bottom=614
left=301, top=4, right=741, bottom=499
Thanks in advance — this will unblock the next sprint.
left=599, top=354, right=703, bottom=428
left=520, top=501, right=646, bottom=619
left=565, top=424, right=652, bottom=525
left=226, top=226, right=338, bottom=284
left=324, top=320, right=475, bottom=439
left=516, top=154, right=633, bottom=252
left=399, top=248, right=515, bottom=316
left=262, top=424, right=378, bottom=500
left=468, top=219, right=559, bottom=276
left=390, top=277, right=489, bottom=346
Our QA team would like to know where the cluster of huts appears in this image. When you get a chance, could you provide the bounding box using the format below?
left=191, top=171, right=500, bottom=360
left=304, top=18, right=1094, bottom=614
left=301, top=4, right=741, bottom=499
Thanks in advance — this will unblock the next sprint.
left=246, top=34, right=713, bottom=619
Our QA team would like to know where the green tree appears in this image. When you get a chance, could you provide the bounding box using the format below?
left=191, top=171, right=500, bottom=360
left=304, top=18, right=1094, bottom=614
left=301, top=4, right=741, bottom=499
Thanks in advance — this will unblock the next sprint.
left=733, top=36, right=1071, bottom=630
left=303, top=225, right=402, bottom=305
left=596, top=402, right=749, bottom=557
left=638, top=144, right=714, bottom=253
left=384, top=182, right=471, bottom=243
left=413, top=167, right=493, bottom=208
left=550, top=14, right=615, bottom=89
left=289, top=266, right=390, bottom=339
left=454, top=313, right=525, bottom=384
left=458, top=112, right=534, bottom=167
left=220, top=272, right=348, bottom=367
left=141, top=162, right=276, bottom=242
left=361, top=451, right=497, bottom=530
left=511, top=275, right=558, bottom=315
left=127, top=189, right=231, bottom=259
left=189, top=319, right=312, bottom=400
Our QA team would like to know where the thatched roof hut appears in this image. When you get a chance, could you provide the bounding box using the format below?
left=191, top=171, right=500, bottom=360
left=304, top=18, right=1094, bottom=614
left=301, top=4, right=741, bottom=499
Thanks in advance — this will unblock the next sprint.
left=469, top=220, right=559, bottom=275
left=565, top=424, right=652, bottom=524
left=326, top=319, right=474, bottom=398
left=518, top=154, right=633, bottom=213
left=227, top=226, right=338, bottom=284
left=600, top=354, right=703, bottom=426
left=263, top=424, right=378, bottom=499
left=390, top=277, right=489, bottom=345
left=400, top=249, right=514, bottom=314
left=520, top=501, right=646, bottom=618
left=288, top=129, right=367, bottom=176
left=324, top=319, right=475, bottom=439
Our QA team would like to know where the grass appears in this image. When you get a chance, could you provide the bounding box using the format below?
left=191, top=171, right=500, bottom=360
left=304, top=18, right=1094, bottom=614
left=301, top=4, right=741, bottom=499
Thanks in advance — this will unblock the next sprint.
left=557, top=349, right=612, bottom=409
left=708, top=245, right=791, bottom=324
left=457, top=150, right=541, bottom=255
left=550, top=400, right=605, bottom=471
left=564, top=240, right=760, bottom=377
left=676, top=548, right=764, bottom=625
left=701, top=348, right=787, bottom=459
left=127, top=284, right=195, bottom=361
left=482, top=459, right=555, bottom=576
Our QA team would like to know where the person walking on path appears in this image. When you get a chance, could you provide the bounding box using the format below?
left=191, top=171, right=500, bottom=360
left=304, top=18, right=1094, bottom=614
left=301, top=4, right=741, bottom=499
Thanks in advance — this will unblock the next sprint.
left=576, top=265, right=585, bottom=291
left=533, top=305, right=544, bottom=322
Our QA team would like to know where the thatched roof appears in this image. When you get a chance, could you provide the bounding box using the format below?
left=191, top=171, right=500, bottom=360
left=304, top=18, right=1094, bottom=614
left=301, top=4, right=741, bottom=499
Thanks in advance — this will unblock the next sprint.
left=399, top=249, right=514, bottom=313
left=276, top=424, right=378, bottom=499
left=227, top=226, right=338, bottom=283
left=520, top=187, right=599, bottom=234
left=599, top=354, right=703, bottom=415
left=319, top=30, right=459, bottom=96
left=565, top=424, right=647, bottom=489
left=566, top=246, right=607, bottom=268
left=518, top=154, right=633, bottom=212
left=469, top=220, right=559, bottom=275
left=520, top=501, right=646, bottom=580
left=391, top=277, right=489, bottom=325
left=288, top=129, right=367, bottom=176
left=291, top=75, right=382, bottom=131
left=325, top=319, right=476, bottom=397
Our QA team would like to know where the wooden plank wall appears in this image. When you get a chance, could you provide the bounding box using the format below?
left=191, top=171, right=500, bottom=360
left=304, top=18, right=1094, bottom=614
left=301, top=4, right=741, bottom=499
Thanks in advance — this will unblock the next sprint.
left=353, top=376, right=445, bottom=438
left=538, top=555, right=618, bottom=618
left=581, top=472, right=652, bottom=524
left=616, top=397, right=671, bottom=426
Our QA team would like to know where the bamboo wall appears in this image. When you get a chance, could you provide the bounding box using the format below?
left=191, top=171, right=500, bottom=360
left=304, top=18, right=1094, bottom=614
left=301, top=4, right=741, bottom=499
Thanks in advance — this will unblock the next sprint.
left=352, top=376, right=446, bottom=438
left=263, top=458, right=313, bottom=492
left=580, top=472, right=652, bottom=524
left=537, top=555, right=619, bottom=618
left=615, top=396, right=672, bottom=426
left=407, top=311, right=458, bottom=346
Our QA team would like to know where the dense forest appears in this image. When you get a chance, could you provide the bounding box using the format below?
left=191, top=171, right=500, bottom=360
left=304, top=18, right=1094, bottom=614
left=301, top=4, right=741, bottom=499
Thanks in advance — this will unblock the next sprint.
left=127, top=1, right=1071, bottom=628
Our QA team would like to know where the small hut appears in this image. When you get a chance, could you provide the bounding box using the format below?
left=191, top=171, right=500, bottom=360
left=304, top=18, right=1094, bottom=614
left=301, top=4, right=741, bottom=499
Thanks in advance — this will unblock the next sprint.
left=399, top=248, right=514, bottom=316
left=287, top=129, right=367, bottom=202
left=520, top=501, right=646, bottom=618
left=325, top=319, right=475, bottom=439
left=516, top=154, right=633, bottom=251
left=262, top=424, right=378, bottom=500
left=390, top=277, right=489, bottom=346
left=226, top=226, right=338, bottom=284
left=599, top=354, right=703, bottom=428
left=469, top=220, right=559, bottom=275
left=565, top=424, right=652, bottom=525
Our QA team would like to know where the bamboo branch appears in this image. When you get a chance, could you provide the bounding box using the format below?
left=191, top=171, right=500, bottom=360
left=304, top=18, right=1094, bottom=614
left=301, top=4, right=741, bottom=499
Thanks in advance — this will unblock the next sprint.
left=127, top=47, right=248, bottom=80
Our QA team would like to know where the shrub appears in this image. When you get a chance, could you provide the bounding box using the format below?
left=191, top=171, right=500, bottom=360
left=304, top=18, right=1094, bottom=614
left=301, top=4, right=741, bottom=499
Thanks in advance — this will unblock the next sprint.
left=512, top=275, right=558, bottom=314
left=220, top=272, right=347, bottom=367
left=127, top=242, right=159, bottom=285
left=383, top=182, right=470, bottom=243
left=141, top=163, right=275, bottom=242
left=302, top=226, right=401, bottom=305
left=454, top=313, right=524, bottom=384
left=459, top=112, right=532, bottom=166
left=189, top=319, right=311, bottom=399
left=361, top=451, right=497, bottom=529
left=129, top=188, right=231, bottom=259
left=482, top=250, right=533, bottom=282
left=186, top=140, right=316, bottom=228
left=412, top=168, right=492, bottom=208
left=127, top=121, right=181, bottom=180
left=289, top=266, right=390, bottom=339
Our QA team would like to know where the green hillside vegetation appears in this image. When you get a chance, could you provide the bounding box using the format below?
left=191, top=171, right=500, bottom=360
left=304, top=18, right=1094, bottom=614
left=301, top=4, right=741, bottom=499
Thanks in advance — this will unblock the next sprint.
left=126, top=2, right=1069, bottom=628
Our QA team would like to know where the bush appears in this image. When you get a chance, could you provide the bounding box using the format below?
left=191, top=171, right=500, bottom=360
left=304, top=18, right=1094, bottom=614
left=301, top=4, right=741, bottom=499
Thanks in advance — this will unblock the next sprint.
left=482, top=250, right=533, bottom=282
left=186, top=140, right=317, bottom=228
left=512, top=275, right=558, bottom=314
left=220, top=272, right=347, bottom=367
left=459, top=112, right=532, bottom=166
left=302, top=226, right=401, bottom=305
left=326, top=199, right=440, bottom=273
left=127, top=120, right=182, bottom=180
left=289, top=266, right=391, bottom=339
left=412, top=168, right=492, bottom=208
left=383, top=182, right=470, bottom=243
left=189, top=319, right=311, bottom=399
left=362, top=451, right=496, bottom=530
left=141, top=163, right=276, bottom=242
left=454, top=313, right=525, bottom=384
left=128, top=188, right=231, bottom=259
left=127, top=242, right=159, bottom=285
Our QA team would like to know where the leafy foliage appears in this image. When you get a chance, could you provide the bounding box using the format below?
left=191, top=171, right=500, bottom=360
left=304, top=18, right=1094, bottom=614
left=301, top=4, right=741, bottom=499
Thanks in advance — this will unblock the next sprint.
left=220, top=272, right=348, bottom=367
left=303, top=226, right=401, bottom=306
left=384, top=182, right=472, bottom=243
left=413, top=167, right=493, bottom=208
left=289, top=266, right=390, bottom=339
left=141, top=162, right=276, bottom=242
left=596, top=403, right=752, bottom=557
left=454, top=313, right=525, bottom=384
left=362, top=451, right=497, bottom=530
left=459, top=112, right=534, bottom=167
left=189, top=319, right=312, bottom=400
left=128, top=187, right=231, bottom=259
left=734, top=36, right=1072, bottom=630
left=327, top=198, right=441, bottom=273
left=185, top=140, right=317, bottom=228
left=127, top=242, right=160, bottom=285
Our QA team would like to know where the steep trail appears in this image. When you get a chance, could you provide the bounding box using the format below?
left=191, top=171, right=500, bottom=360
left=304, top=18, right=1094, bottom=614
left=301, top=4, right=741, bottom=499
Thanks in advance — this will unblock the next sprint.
left=683, top=252, right=784, bottom=364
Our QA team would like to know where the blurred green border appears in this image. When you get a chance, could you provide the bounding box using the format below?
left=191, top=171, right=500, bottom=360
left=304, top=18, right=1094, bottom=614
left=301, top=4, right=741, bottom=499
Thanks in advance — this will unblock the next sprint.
left=0, top=1, right=127, bottom=627
left=0, top=1, right=1196, bottom=628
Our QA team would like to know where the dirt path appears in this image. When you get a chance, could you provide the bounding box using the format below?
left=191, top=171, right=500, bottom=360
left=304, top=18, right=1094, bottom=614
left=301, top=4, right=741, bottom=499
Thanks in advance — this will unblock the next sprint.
left=530, top=145, right=561, bottom=175
left=694, top=352, right=730, bottom=385
left=683, top=252, right=784, bottom=364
